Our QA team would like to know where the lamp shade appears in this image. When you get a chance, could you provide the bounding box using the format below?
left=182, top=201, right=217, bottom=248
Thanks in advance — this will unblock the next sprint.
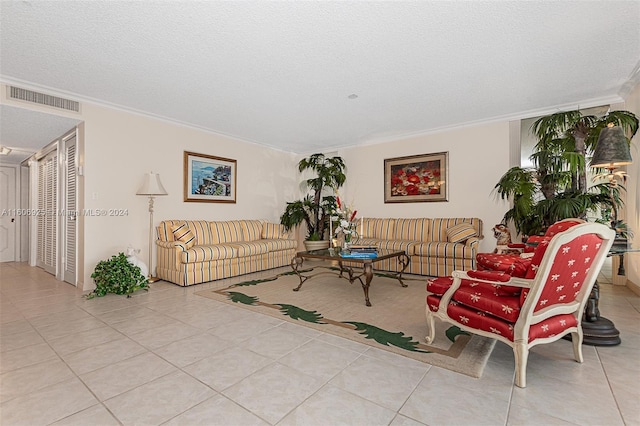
left=136, top=172, right=168, bottom=196
left=591, top=125, right=633, bottom=168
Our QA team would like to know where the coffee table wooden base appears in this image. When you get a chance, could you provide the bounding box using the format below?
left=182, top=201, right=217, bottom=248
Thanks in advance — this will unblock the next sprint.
left=290, top=251, right=410, bottom=306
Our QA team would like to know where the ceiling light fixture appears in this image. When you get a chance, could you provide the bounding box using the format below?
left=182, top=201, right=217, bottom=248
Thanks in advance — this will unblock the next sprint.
left=347, top=94, right=358, bottom=99
left=0, top=146, right=12, bottom=155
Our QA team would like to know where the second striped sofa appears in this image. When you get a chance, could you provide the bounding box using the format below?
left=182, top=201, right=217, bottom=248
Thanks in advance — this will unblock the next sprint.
left=352, top=217, right=483, bottom=276
left=156, top=219, right=297, bottom=286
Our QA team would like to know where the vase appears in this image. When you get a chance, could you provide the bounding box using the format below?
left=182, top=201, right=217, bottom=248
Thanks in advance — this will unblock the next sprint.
left=303, top=240, right=330, bottom=252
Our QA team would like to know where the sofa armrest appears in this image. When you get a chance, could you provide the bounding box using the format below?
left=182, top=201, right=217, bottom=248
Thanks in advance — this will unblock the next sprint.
left=465, top=237, right=480, bottom=249
left=156, top=240, right=188, bottom=251
left=156, top=241, right=183, bottom=271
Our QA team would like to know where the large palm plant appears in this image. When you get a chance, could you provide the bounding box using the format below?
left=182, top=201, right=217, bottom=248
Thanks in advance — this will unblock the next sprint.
left=495, top=110, right=638, bottom=237
left=280, top=153, right=347, bottom=241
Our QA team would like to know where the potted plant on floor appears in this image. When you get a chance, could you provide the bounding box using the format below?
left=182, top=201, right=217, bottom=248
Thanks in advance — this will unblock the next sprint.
left=280, top=153, right=346, bottom=250
left=494, top=109, right=638, bottom=238
left=87, top=252, right=149, bottom=298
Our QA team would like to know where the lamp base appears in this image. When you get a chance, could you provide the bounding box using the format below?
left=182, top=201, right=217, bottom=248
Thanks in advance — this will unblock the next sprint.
left=147, top=276, right=162, bottom=283
left=581, top=317, right=621, bottom=346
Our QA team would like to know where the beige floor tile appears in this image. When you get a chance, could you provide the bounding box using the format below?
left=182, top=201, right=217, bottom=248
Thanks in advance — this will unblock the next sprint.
left=0, top=358, right=75, bottom=403
left=27, top=306, right=94, bottom=328
left=0, top=262, right=637, bottom=425
left=0, top=327, right=45, bottom=352
left=278, top=338, right=362, bottom=381
left=154, top=332, right=232, bottom=367
left=93, top=303, right=157, bottom=324
left=400, top=368, right=511, bottom=425
left=510, top=375, right=624, bottom=425
left=506, top=405, right=581, bottom=425
left=109, top=311, right=176, bottom=335
left=0, top=378, right=97, bottom=425
left=104, top=371, right=215, bottom=425
left=35, top=316, right=107, bottom=340
left=164, top=394, right=269, bottom=426
left=389, top=414, right=428, bottom=426
left=47, top=325, right=125, bottom=356
left=183, top=346, right=273, bottom=391
left=80, top=352, right=177, bottom=401
left=328, top=353, right=427, bottom=411
left=0, top=319, right=34, bottom=336
left=279, top=384, right=396, bottom=426
left=207, top=313, right=282, bottom=341
left=238, top=325, right=313, bottom=359
left=62, top=337, right=147, bottom=374
left=222, top=362, right=323, bottom=424
left=0, top=341, right=58, bottom=373
left=127, top=321, right=201, bottom=349
left=50, top=403, right=121, bottom=426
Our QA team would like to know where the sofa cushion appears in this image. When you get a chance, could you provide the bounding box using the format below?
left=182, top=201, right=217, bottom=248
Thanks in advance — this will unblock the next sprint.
left=240, top=220, right=264, bottom=241
left=262, top=222, right=288, bottom=239
left=171, top=224, right=196, bottom=249
left=158, top=220, right=213, bottom=245
left=229, top=239, right=297, bottom=256
left=446, top=223, right=478, bottom=243
left=180, top=245, right=238, bottom=263
left=413, top=242, right=475, bottom=259
left=430, top=218, right=481, bottom=242
left=227, top=241, right=271, bottom=256
left=210, top=221, right=244, bottom=244
left=360, top=218, right=395, bottom=239
left=376, top=240, right=417, bottom=253
left=394, top=218, right=431, bottom=241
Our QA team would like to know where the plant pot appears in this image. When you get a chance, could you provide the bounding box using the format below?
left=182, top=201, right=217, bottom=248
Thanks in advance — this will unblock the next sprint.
left=303, top=240, right=330, bottom=252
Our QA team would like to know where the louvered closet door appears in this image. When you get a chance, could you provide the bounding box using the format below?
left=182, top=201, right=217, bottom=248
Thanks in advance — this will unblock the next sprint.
left=36, top=151, right=57, bottom=275
left=63, top=134, right=77, bottom=285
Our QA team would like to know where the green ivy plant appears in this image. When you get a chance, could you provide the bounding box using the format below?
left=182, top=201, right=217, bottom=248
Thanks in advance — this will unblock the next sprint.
left=87, top=252, right=149, bottom=299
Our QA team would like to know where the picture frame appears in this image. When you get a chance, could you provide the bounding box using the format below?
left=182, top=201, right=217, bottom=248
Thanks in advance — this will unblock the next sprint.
left=184, top=151, right=237, bottom=203
left=384, top=152, right=448, bottom=203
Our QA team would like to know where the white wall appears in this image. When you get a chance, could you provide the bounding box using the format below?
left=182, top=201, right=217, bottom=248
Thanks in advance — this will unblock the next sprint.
left=80, top=103, right=298, bottom=290
left=337, top=121, right=511, bottom=254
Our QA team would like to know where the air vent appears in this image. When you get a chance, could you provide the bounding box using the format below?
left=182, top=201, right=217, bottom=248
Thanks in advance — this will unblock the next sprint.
left=9, top=86, right=80, bottom=112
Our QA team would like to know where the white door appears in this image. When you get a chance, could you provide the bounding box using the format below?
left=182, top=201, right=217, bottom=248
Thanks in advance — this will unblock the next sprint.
left=63, top=133, right=77, bottom=285
left=0, top=166, right=17, bottom=262
left=37, top=150, right=57, bottom=275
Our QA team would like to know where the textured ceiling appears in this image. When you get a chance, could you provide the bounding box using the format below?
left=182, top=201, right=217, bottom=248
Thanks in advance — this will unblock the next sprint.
left=1, top=0, right=639, bottom=162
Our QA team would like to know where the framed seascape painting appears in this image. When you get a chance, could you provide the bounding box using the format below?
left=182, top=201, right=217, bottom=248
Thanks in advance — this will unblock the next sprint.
left=184, top=151, right=237, bottom=203
left=384, top=152, right=448, bottom=203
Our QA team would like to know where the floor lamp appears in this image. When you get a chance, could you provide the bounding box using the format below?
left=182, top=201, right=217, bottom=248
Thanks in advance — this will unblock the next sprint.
left=137, top=172, right=168, bottom=282
left=591, top=123, right=633, bottom=229
left=583, top=123, right=633, bottom=346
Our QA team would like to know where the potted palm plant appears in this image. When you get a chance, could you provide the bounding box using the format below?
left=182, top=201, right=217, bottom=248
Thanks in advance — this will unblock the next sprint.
left=280, top=153, right=346, bottom=250
left=494, top=109, right=638, bottom=238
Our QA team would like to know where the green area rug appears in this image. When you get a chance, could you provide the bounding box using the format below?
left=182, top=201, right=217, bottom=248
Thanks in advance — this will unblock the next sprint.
left=196, top=266, right=495, bottom=378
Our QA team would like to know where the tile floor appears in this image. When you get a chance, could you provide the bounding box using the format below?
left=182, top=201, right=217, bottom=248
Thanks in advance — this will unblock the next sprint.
left=1, top=261, right=638, bottom=426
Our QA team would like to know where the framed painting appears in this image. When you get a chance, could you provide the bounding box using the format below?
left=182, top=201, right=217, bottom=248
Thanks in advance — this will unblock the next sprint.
left=184, top=151, right=237, bottom=203
left=384, top=152, right=448, bottom=203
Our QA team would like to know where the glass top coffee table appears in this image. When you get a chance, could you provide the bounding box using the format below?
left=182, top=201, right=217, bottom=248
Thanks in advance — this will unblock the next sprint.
left=290, top=248, right=410, bottom=306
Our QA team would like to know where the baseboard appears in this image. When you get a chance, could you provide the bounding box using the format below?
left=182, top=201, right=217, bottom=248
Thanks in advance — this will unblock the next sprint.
left=627, top=280, right=640, bottom=297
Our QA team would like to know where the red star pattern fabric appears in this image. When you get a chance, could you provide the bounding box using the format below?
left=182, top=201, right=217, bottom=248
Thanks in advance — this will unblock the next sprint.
left=476, top=219, right=585, bottom=278
left=426, top=226, right=605, bottom=343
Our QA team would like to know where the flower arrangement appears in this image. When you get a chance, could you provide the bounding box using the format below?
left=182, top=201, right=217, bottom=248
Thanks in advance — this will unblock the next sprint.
left=331, top=196, right=358, bottom=245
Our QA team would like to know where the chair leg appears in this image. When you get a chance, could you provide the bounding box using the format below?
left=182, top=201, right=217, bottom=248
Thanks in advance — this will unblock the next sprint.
left=425, top=307, right=436, bottom=344
left=513, top=341, right=529, bottom=388
left=572, top=329, right=584, bottom=363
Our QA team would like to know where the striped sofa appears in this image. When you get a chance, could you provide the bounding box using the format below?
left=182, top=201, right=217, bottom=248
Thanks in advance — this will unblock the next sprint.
left=156, top=219, right=298, bottom=286
left=352, top=217, right=483, bottom=276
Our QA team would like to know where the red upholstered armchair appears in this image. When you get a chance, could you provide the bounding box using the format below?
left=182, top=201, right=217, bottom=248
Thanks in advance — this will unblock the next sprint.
left=426, top=222, right=615, bottom=387
left=476, top=218, right=586, bottom=276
